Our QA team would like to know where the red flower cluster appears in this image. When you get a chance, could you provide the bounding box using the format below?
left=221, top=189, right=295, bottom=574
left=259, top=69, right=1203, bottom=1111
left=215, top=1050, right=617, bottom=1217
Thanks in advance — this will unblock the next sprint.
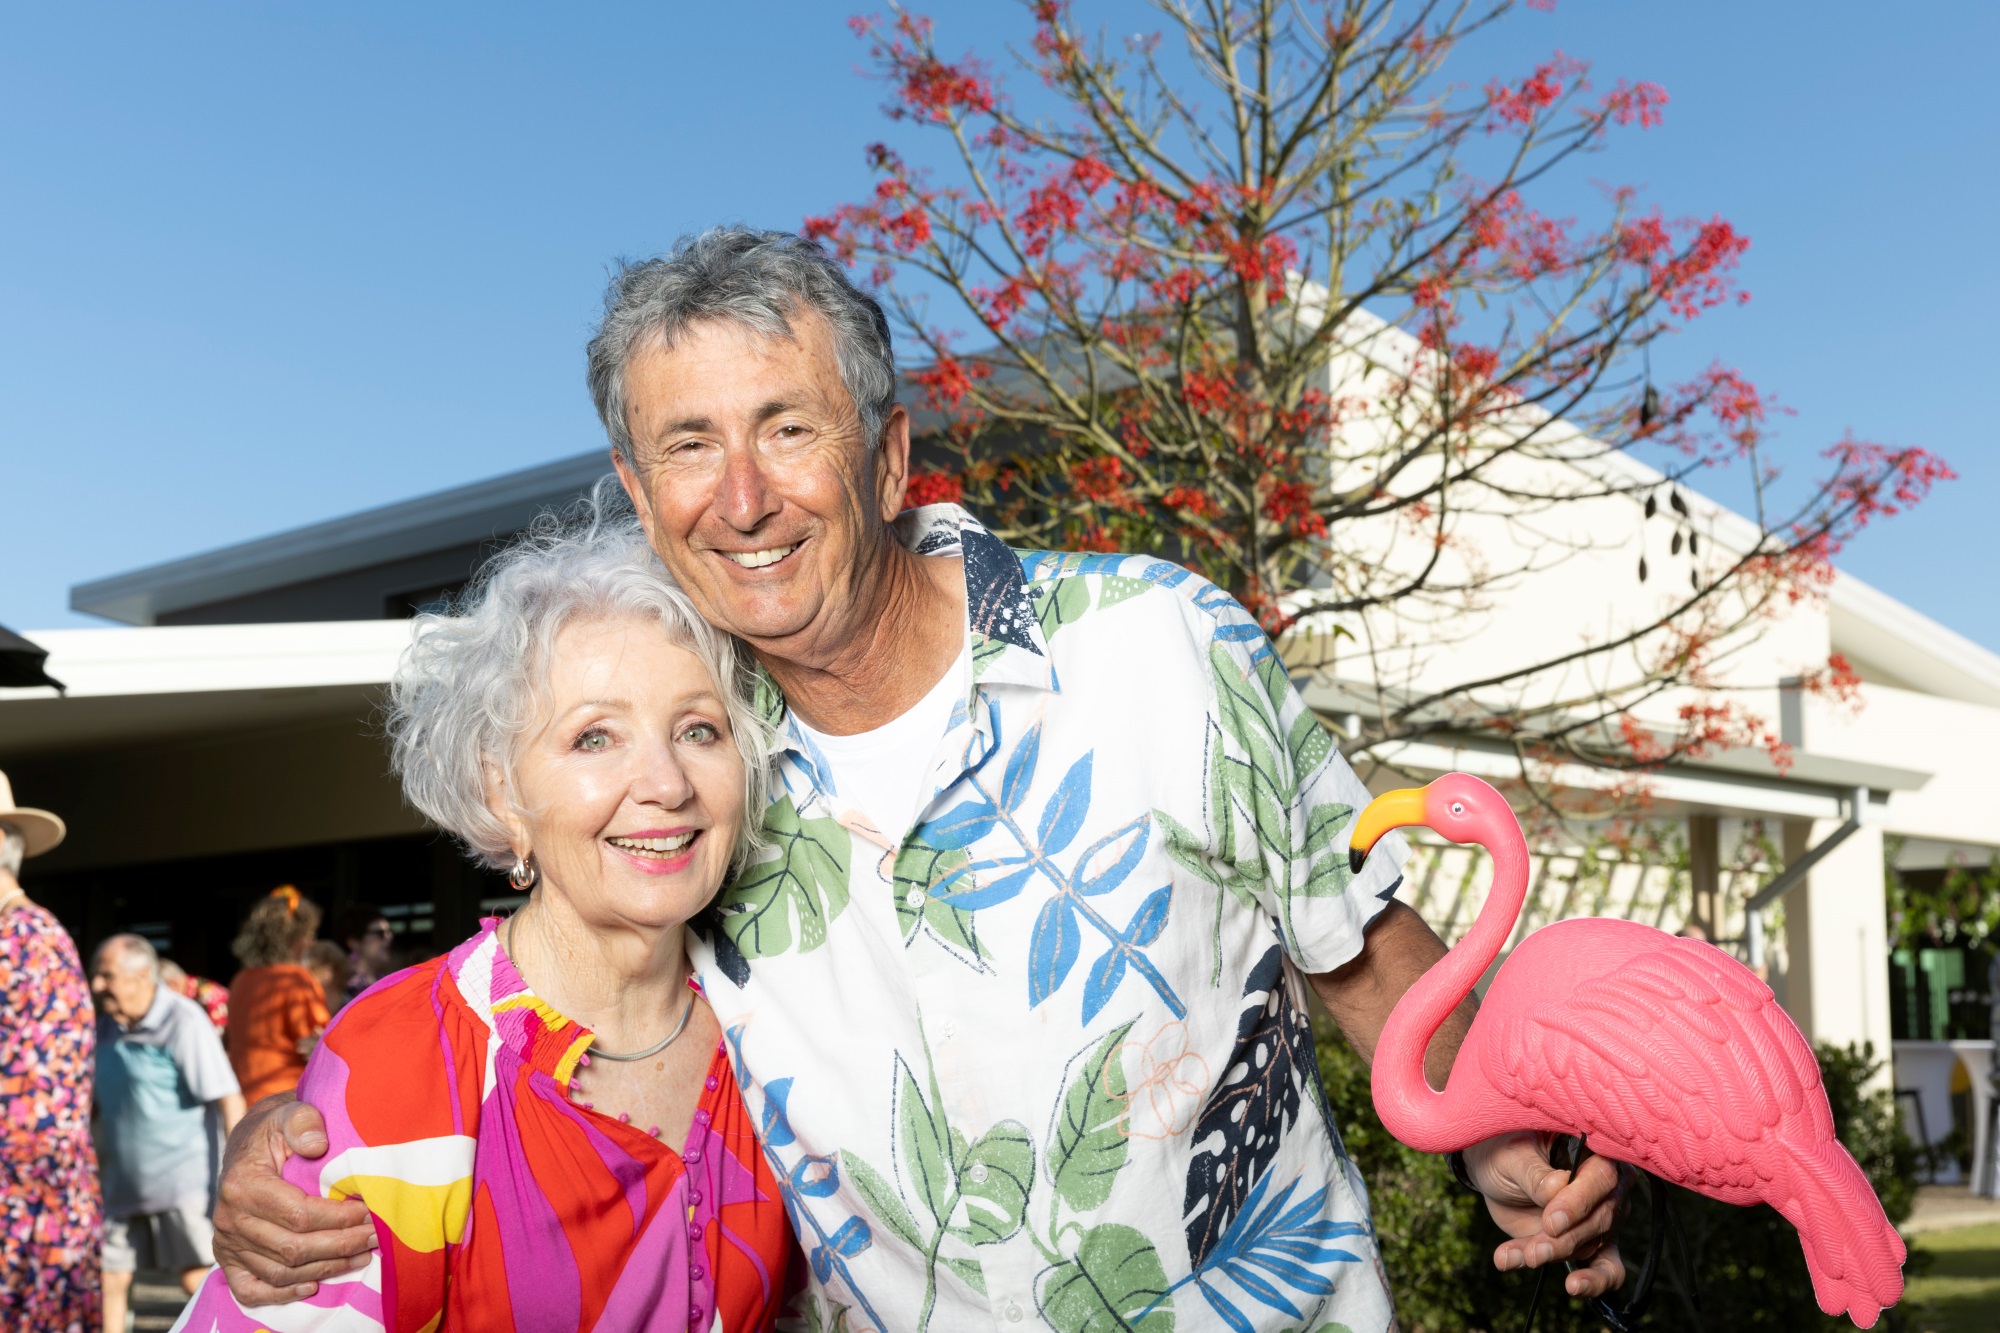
left=1162, top=485, right=1220, bottom=519
left=1653, top=217, right=1750, bottom=318
left=904, top=469, right=965, bottom=507
left=1821, top=436, right=1958, bottom=532
left=861, top=12, right=997, bottom=124
left=1602, top=79, right=1668, bottom=128
left=1260, top=478, right=1327, bottom=539
left=1068, top=454, right=1129, bottom=503
left=908, top=352, right=991, bottom=409
left=1485, top=53, right=1585, bottom=128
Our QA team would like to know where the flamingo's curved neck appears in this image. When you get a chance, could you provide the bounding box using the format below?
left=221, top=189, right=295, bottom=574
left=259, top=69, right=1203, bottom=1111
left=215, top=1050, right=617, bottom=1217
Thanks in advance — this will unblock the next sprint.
left=1372, top=821, right=1531, bottom=1153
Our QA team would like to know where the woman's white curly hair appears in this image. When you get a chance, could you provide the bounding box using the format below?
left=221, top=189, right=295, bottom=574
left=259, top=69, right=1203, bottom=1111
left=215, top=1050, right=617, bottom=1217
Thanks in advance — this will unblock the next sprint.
left=386, top=477, right=772, bottom=873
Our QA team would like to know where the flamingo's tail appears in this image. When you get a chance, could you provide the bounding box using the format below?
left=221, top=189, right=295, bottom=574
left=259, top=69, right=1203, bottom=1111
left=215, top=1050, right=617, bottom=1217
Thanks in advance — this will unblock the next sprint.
left=1777, top=1135, right=1906, bottom=1328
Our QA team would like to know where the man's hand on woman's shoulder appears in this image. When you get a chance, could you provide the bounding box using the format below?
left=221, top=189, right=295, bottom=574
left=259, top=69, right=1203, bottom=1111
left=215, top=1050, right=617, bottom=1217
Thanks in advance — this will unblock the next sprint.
left=211, top=1092, right=377, bottom=1306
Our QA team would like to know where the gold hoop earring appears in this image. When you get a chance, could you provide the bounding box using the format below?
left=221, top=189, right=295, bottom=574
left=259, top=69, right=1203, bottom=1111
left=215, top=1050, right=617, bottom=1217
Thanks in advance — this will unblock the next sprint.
left=508, top=854, right=538, bottom=891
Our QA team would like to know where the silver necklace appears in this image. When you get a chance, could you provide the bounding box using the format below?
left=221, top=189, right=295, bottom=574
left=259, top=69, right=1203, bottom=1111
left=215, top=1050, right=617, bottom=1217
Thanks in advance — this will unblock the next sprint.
left=505, top=908, right=696, bottom=1063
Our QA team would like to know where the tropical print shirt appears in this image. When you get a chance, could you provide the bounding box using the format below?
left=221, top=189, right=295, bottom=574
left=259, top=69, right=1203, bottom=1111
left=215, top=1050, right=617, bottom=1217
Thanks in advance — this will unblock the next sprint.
left=174, top=920, right=794, bottom=1333
left=696, top=505, right=1411, bottom=1333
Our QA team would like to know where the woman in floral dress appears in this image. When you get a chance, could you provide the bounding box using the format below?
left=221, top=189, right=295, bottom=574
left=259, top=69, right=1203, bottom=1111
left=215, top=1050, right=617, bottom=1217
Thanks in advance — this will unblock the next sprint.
left=0, top=777, right=102, bottom=1333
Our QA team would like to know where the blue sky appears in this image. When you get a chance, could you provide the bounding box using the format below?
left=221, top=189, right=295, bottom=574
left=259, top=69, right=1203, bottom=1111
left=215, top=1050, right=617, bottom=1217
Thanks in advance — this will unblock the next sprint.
left=3, top=1, right=1993, bottom=651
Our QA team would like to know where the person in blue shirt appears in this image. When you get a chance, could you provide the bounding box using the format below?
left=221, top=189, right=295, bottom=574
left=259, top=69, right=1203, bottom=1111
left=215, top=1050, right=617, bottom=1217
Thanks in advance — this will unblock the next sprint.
left=91, top=933, right=245, bottom=1333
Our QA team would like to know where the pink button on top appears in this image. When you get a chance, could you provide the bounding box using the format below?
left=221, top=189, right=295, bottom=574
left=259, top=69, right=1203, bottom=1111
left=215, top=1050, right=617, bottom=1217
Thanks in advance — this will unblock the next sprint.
left=704, top=1074, right=719, bottom=1091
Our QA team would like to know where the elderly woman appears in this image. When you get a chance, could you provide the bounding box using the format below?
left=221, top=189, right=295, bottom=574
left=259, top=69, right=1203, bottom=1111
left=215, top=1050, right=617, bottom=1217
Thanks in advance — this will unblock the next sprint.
left=225, top=887, right=334, bottom=1102
left=0, top=777, right=100, bottom=1333
left=174, top=500, right=793, bottom=1332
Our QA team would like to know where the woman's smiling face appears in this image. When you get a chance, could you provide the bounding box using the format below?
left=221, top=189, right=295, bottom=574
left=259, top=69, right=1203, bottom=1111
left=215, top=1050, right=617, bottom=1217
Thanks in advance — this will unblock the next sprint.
left=491, top=614, right=747, bottom=931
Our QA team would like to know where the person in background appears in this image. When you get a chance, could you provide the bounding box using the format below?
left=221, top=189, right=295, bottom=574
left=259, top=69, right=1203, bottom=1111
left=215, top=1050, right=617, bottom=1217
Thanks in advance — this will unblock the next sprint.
left=300, top=941, right=349, bottom=1022
left=0, top=773, right=101, bottom=1333
left=223, top=888, right=330, bottom=1103
left=332, top=903, right=393, bottom=1006
left=91, top=933, right=245, bottom=1333
left=159, top=959, right=230, bottom=1035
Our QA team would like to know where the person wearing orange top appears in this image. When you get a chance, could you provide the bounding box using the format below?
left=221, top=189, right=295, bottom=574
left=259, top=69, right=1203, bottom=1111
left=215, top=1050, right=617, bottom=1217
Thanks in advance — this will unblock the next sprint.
left=223, top=888, right=331, bottom=1103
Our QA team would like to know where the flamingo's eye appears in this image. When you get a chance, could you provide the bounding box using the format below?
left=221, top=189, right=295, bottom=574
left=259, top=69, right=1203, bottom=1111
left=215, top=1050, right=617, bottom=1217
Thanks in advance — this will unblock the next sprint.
left=1449, top=801, right=1466, bottom=817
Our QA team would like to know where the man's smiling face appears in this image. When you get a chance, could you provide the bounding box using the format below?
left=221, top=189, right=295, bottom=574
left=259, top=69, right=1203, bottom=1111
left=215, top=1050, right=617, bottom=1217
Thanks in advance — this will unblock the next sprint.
left=612, top=311, right=909, bottom=656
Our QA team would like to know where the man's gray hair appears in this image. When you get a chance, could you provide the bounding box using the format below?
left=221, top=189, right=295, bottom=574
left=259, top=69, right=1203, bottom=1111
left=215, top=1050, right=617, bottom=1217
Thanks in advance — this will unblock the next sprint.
left=386, top=480, right=773, bottom=873
left=96, top=932, right=161, bottom=978
left=586, top=227, right=898, bottom=467
left=0, top=826, right=23, bottom=878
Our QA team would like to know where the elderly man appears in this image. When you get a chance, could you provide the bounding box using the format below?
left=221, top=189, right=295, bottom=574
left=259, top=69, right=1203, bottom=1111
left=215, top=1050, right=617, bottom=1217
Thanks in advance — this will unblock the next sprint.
left=211, top=229, right=1623, bottom=1330
left=92, top=933, right=245, bottom=1332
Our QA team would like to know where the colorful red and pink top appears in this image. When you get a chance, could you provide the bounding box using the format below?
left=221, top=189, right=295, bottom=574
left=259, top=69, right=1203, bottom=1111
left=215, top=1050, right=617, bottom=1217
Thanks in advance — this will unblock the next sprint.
left=174, top=919, right=795, bottom=1333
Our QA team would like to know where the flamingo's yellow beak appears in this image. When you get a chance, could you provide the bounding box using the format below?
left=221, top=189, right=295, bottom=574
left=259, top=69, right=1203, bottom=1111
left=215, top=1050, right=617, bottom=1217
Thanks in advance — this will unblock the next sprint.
left=1347, top=786, right=1428, bottom=872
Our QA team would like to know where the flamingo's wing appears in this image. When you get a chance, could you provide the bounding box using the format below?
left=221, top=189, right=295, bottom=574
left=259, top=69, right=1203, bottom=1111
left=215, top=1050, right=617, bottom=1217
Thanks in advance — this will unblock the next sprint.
left=1481, top=933, right=1828, bottom=1197
left=1480, top=933, right=1905, bottom=1325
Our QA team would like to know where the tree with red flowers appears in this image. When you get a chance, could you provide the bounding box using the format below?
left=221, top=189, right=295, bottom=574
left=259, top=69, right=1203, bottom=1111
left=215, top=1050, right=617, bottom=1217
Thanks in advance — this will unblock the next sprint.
left=807, top=0, right=1951, bottom=798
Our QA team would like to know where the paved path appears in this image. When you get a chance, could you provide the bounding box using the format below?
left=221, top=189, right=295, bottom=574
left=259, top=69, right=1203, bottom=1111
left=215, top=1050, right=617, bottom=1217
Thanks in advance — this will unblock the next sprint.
left=1902, top=1184, right=2000, bottom=1236
left=131, top=1268, right=193, bottom=1330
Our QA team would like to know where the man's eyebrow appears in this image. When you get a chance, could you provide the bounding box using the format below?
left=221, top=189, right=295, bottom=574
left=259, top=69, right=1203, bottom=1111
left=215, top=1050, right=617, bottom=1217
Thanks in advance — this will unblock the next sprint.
left=650, top=399, right=804, bottom=440
left=656, top=414, right=715, bottom=439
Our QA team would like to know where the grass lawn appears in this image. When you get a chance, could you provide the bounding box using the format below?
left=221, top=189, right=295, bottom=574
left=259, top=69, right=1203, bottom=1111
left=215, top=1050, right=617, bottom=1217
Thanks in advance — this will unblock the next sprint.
left=1902, top=1223, right=2000, bottom=1333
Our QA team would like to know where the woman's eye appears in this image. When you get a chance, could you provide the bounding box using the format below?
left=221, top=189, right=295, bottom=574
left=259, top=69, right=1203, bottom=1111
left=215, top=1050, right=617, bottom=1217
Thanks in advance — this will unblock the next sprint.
left=681, top=722, right=719, bottom=744
left=575, top=729, right=612, bottom=752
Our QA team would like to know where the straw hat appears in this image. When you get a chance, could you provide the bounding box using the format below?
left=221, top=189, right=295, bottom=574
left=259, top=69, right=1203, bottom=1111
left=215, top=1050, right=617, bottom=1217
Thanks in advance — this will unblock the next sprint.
left=0, top=770, right=65, bottom=857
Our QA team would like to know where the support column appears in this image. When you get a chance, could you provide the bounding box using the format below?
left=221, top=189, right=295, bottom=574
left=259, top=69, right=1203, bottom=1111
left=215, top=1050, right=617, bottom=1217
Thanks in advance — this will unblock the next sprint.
left=1687, top=813, right=1720, bottom=941
left=1780, top=820, right=1813, bottom=1036
left=1780, top=816, right=1893, bottom=1068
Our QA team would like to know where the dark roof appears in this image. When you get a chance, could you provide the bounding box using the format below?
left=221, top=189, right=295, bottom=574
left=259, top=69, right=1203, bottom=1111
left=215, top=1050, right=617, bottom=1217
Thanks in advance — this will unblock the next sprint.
left=71, top=451, right=615, bottom=625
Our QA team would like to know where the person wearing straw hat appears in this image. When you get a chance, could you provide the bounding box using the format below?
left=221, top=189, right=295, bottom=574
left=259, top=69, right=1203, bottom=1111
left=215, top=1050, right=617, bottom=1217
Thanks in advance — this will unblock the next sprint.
left=0, top=771, right=102, bottom=1333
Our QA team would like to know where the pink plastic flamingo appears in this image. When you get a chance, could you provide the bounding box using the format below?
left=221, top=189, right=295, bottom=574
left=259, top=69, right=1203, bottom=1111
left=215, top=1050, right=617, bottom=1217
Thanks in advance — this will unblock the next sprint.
left=1348, top=772, right=1906, bottom=1327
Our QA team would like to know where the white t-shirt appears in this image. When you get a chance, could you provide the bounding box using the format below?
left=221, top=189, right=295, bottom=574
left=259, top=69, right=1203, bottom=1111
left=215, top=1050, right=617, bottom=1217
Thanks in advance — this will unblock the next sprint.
left=793, top=647, right=968, bottom=844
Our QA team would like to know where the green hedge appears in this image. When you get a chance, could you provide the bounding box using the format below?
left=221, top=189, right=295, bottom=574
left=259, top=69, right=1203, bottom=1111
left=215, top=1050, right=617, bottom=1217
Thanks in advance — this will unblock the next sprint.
left=1314, top=1019, right=1923, bottom=1331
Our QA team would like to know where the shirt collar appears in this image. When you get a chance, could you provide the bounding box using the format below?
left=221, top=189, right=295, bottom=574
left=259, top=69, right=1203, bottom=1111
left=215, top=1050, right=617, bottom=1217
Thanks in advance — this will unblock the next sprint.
left=122, top=981, right=174, bottom=1034
left=753, top=503, right=1057, bottom=745
left=455, top=917, right=707, bottom=1090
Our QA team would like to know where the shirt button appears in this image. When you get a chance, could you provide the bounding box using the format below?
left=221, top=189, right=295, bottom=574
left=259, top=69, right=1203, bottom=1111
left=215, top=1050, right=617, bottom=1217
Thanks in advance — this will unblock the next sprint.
left=904, top=888, right=926, bottom=910
left=704, top=1074, right=719, bottom=1091
left=686, top=1148, right=702, bottom=1164
left=689, top=1307, right=703, bottom=1324
left=691, top=1264, right=705, bottom=1281
left=968, top=1162, right=988, bottom=1184
left=939, top=1018, right=956, bottom=1039
left=690, top=1222, right=704, bottom=1241
left=1005, top=1301, right=1025, bottom=1323
left=690, top=1189, right=702, bottom=1206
